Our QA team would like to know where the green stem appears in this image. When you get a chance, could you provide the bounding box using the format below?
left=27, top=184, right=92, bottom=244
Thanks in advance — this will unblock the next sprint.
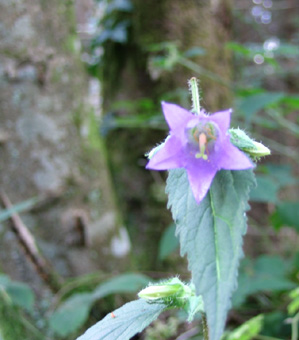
left=188, top=77, right=201, bottom=115
left=291, top=312, right=299, bottom=340
left=202, top=313, right=209, bottom=340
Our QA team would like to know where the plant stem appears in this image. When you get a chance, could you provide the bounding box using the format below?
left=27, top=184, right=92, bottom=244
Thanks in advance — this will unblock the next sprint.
left=202, top=313, right=209, bottom=340
left=292, top=312, right=299, bottom=340
left=188, top=77, right=201, bottom=115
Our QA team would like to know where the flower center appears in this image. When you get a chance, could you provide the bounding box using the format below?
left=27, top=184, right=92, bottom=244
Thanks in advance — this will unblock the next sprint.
left=186, top=122, right=219, bottom=160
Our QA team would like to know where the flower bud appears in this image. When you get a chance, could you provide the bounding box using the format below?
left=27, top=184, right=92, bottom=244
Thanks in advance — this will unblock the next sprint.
left=229, top=128, right=270, bottom=160
left=243, top=141, right=271, bottom=158
left=138, top=283, right=184, bottom=300
left=138, top=278, right=193, bottom=301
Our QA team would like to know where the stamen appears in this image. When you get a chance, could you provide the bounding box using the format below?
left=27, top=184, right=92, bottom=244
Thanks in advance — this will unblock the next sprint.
left=195, top=133, right=208, bottom=160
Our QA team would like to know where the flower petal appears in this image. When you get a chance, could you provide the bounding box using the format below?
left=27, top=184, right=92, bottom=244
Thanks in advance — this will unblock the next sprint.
left=217, top=139, right=254, bottom=170
left=186, top=159, right=218, bottom=203
left=210, top=109, right=232, bottom=136
left=162, top=102, right=195, bottom=132
left=146, top=136, right=185, bottom=170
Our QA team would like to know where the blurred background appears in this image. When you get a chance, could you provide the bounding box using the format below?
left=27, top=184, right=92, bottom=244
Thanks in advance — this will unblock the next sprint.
left=0, top=0, right=298, bottom=339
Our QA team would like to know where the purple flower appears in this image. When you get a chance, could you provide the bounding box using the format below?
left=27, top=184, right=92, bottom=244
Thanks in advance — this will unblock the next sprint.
left=146, top=102, right=254, bottom=203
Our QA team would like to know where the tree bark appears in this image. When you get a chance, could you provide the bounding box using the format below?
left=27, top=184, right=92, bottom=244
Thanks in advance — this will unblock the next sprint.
left=0, top=0, right=129, bottom=290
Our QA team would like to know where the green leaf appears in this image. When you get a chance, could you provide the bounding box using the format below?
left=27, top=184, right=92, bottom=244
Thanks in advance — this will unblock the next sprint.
left=92, top=273, right=151, bottom=299
left=49, top=293, right=94, bottom=337
left=184, top=295, right=204, bottom=322
left=0, top=197, right=38, bottom=222
left=166, top=169, right=255, bottom=340
left=76, top=299, right=166, bottom=340
left=271, top=202, right=299, bottom=231
left=49, top=273, right=151, bottom=336
left=158, top=224, right=179, bottom=260
left=233, top=256, right=296, bottom=307
left=0, top=274, right=34, bottom=311
left=249, top=175, right=279, bottom=203
left=225, top=314, right=264, bottom=340
left=288, top=288, right=299, bottom=315
left=237, top=92, right=284, bottom=120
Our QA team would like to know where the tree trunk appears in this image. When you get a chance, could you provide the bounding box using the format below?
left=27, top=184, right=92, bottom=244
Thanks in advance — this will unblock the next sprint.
left=0, top=0, right=129, bottom=291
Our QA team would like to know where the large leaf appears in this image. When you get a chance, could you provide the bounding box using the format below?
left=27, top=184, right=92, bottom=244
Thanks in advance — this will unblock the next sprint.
left=49, top=273, right=151, bottom=336
left=166, top=169, right=255, bottom=340
left=76, top=299, right=166, bottom=340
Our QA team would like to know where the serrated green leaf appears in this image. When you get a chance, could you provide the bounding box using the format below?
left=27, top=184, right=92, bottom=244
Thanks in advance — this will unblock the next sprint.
left=76, top=299, right=167, bottom=340
left=166, top=169, right=255, bottom=340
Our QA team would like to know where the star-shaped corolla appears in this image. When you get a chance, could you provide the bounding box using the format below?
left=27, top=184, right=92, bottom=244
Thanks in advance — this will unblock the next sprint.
left=146, top=102, right=254, bottom=203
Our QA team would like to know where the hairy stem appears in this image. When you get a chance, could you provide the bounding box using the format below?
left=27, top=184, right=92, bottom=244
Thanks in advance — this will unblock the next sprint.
left=188, top=77, right=201, bottom=115
left=202, top=313, right=209, bottom=340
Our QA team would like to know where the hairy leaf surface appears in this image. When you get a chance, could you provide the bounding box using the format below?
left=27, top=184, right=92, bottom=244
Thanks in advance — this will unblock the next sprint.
left=166, top=169, right=255, bottom=340
left=76, top=299, right=166, bottom=340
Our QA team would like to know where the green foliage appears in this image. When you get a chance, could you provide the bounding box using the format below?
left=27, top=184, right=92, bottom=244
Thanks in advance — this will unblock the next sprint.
left=224, top=314, right=264, bottom=340
left=0, top=274, right=34, bottom=311
left=236, top=91, right=285, bottom=122
left=288, top=287, right=299, bottom=315
left=250, top=175, right=280, bottom=203
left=76, top=299, right=167, bottom=340
left=158, top=224, right=179, bottom=260
left=233, top=255, right=296, bottom=307
left=49, top=273, right=151, bottom=337
left=166, top=169, right=256, bottom=340
left=0, top=275, right=42, bottom=340
left=0, top=197, right=39, bottom=223
left=271, top=202, right=299, bottom=232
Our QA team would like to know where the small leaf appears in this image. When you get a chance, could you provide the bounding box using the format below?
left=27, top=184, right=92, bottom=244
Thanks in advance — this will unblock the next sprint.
left=288, top=288, right=299, bottom=315
left=271, top=202, right=299, bottom=231
left=158, top=224, right=179, bottom=260
left=0, top=197, right=38, bottom=222
left=225, top=314, right=264, bottom=340
left=166, top=169, right=255, bottom=340
left=184, top=295, right=204, bottom=322
left=0, top=274, right=34, bottom=311
left=76, top=299, right=167, bottom=340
